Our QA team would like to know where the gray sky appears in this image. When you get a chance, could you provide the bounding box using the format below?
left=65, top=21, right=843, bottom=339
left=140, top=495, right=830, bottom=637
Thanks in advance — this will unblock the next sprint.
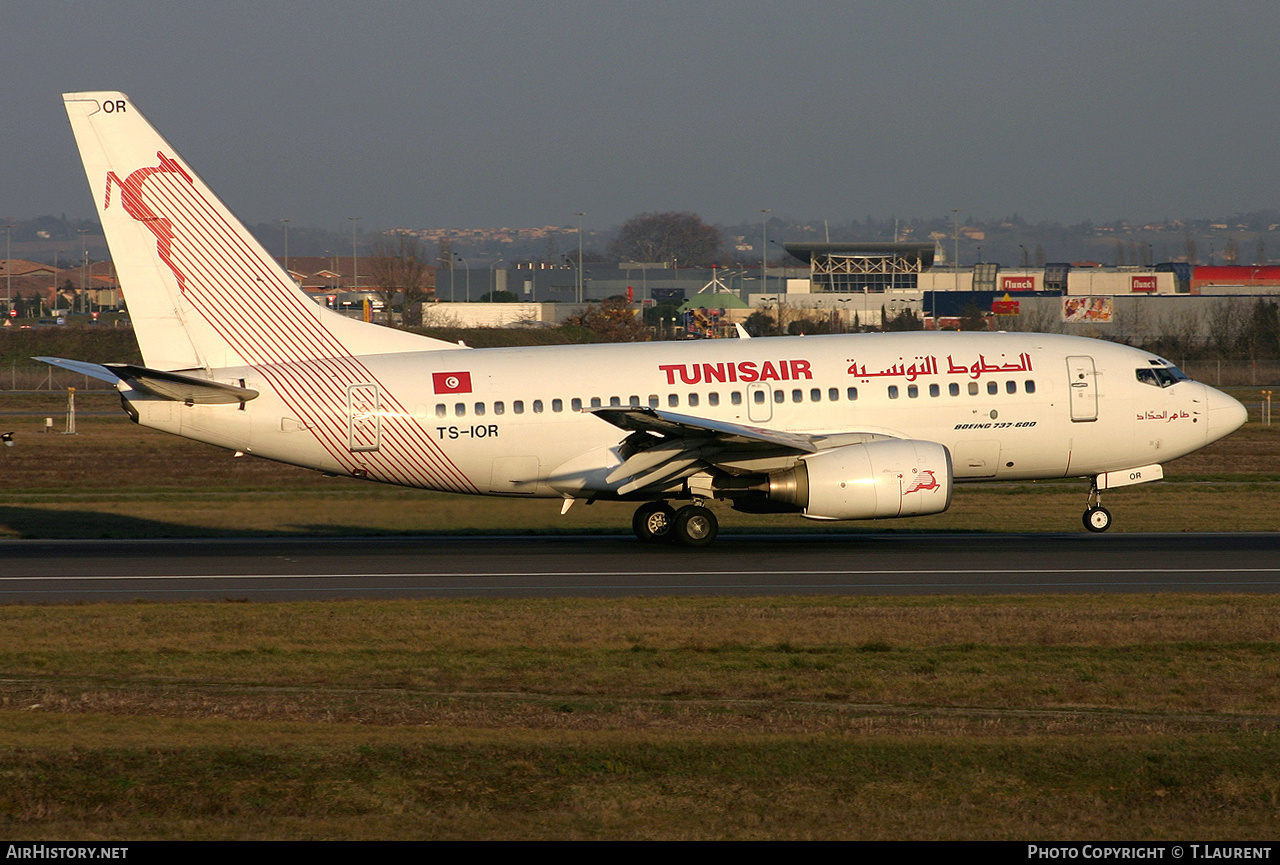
left=4, top=0, right=1278, bottom=233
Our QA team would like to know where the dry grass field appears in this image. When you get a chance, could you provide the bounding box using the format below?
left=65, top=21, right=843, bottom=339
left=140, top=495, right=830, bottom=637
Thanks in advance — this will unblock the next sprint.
left=3, top=596, right=1280, bottom=839
left=1, top=389, right=1278, bottom=839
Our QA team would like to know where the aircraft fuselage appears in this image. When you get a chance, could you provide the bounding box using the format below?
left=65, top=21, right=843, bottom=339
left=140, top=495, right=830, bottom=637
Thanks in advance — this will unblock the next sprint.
left=125, top=330, right=1242, bottom=500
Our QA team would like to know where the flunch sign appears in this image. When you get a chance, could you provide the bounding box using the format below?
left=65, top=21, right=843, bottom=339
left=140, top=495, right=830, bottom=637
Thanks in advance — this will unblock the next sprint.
left=1001, top=275, right=1036, bottom=292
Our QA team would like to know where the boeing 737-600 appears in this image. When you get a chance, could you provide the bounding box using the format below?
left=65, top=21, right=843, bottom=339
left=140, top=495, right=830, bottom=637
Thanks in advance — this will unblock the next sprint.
left=41, top=92, right=1248, bottom=546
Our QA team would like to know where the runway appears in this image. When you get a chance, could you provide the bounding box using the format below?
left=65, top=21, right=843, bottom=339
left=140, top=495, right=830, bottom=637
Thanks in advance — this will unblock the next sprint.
left=1, top=531, right=1279, bottom=602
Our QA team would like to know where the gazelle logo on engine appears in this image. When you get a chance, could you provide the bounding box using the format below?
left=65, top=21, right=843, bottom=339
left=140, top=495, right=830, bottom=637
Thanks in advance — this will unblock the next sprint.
left=904, top=470, right=939, bottom=494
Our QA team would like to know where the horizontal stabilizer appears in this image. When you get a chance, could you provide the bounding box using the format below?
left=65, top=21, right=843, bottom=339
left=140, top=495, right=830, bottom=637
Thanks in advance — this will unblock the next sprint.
left=36, top=357, right=259, bottom=405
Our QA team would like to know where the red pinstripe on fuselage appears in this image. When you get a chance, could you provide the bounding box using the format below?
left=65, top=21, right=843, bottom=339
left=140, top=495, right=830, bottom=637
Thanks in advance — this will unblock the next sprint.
left=106, top=153, right=477, bottom=493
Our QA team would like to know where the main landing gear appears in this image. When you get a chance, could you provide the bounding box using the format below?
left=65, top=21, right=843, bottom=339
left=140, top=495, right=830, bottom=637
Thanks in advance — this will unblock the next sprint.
left=1083, top=482, right=1112, bottom=533
left=632, top=500, right=719, bottom=547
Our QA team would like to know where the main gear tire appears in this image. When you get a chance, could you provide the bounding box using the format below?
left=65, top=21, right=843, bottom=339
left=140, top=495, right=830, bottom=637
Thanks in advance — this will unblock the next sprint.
left=633, top=501, right=676, bottom=543
left=672, top=505, right=718, bottom=547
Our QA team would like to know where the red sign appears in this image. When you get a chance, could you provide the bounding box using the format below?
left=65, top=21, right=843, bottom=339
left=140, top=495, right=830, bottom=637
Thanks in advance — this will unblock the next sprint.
left=992, top=300, right=1020, bottom=315
left=1131, top=275, right=1157, bottom=292
left=626, top=286, right=634, bottom=302
left=432, top=371, right=473, bottom=394
left=1001, top=276, right=1036, bottom=292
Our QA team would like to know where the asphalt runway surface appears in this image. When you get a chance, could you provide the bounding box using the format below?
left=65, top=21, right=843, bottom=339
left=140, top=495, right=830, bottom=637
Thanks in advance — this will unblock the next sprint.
left=1, top=532, right=1278, bottom=603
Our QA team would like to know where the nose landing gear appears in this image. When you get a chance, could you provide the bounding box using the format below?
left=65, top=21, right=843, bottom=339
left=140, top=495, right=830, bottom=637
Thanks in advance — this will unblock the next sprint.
left=1083, top=482, right=1111, bottom=533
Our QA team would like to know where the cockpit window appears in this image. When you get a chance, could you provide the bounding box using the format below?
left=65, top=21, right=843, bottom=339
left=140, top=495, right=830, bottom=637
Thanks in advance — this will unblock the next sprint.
left=1136, top=366, right=1188, bottom=388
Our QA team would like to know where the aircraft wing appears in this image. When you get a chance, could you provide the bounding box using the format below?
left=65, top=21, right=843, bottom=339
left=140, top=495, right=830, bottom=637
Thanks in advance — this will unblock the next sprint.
left=591, top=406, right=888, bottom=495
left=36, top=357, right=259, bottom=405
left=592, top=406, right=821, bottom=453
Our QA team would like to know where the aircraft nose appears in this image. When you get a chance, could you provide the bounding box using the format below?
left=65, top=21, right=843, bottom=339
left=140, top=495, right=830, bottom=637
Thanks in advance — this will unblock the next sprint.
left=1203, top=385, right=1247, bottom=443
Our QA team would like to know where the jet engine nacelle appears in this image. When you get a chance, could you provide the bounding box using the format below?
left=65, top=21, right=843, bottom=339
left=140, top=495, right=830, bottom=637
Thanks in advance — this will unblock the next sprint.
left=768, top=439, right=953, bottom=521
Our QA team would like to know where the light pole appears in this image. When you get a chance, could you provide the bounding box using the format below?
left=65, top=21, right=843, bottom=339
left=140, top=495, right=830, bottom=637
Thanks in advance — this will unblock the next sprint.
left=455, top=254, right=471, bottom=302
left=438, top=256, right=455, bottom=302
left=4, top=223, right=12, bottom=314
left=79, top=229, right=89, bottom=315
left=760, top=209, right=771, bottom=294
left=489, top=258, right=504, bottom=300
left=281, top=218, right=291, bottom=276
left=349, top=216, right=360, bottom=291
left=574, top=212, right=585, bottom=303
left=950, top=209, right=961, bottom=293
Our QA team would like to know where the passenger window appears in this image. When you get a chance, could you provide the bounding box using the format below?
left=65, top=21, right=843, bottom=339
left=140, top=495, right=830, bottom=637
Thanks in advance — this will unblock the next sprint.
left=708, top=392, right=720, bottom=407
left=888, top=385, right=899, bottom=399
left=907, top=385, right=918, bottom=398
left=435, top=404, right=447, bottom=418
left=968, top=382, right=979, bottom=396
left=929, top=384, right=940, bottom=397
left=629, top=395, right=641, bottom=407
left=455, top=403, right=466, bottom=417
left=792, top=389, right=803, bottom=403
left=551, top=399, right=562, bottom=412
left=753, top=390, right=765, bottom=405
left=571, top=398, right=582, bottom=411
left=949, top=383, right=960, bottom=397
left=648, top=394, right=660, bottom=408
left=1025, top=380, right=1036, bottom=394
left=608, top=396, right=621, bottom=407
left=987, top=382, right=998, bottom=396
left=513, top=400, right=524, bottom=414
left=669, top=394, right=680, bottom=407
left=774, top=390, right=785, bottom=404
left=1006, top=381, right=1017, bottom=394
left=532, top=400, right=542, bottom=413
left=847, top=387, right=858, bottom=400
left=688, top=393, right=699, bottom=407
left=811, top=388, right=821, bottom=402
left=494, top=401, right=505, bottom=415
left=828, top=388, right=839, bottom=401
left=474, top=402, right=486, bottom=416
left=590, top=397, right=602, bottom=409
left=732, top=391, right=743, bottom=405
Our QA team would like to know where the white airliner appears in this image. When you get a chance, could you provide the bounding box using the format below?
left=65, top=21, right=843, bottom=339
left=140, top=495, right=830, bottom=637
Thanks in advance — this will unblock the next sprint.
left=44, top=91, right=1247, bottom=546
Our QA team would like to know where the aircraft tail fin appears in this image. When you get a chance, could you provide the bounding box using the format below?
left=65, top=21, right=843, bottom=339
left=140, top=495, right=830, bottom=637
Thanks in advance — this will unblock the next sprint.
left=62, top=91, right=459, bottom=372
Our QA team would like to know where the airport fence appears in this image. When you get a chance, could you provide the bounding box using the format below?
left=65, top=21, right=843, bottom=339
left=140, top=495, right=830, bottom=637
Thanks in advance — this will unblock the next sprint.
left=1165, top=360, right=1280, bottom=387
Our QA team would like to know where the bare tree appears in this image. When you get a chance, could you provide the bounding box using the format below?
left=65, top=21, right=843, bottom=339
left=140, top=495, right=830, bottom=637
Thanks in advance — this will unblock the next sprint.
left=1206, top=298, right=1246, bottom=358
left=563, top=297, right=649, bottom=342
left=608, top=212, right=723, bottom=265
left=1183, top=233, right=1199, bottom=265
left=369, top=234, right=434, bottom=326
left=1010, top=300, right=1062, bottom=334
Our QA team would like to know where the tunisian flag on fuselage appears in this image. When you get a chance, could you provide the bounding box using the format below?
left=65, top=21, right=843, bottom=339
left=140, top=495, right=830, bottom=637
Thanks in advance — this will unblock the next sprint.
left=432, top=371, right=473, bottom=394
